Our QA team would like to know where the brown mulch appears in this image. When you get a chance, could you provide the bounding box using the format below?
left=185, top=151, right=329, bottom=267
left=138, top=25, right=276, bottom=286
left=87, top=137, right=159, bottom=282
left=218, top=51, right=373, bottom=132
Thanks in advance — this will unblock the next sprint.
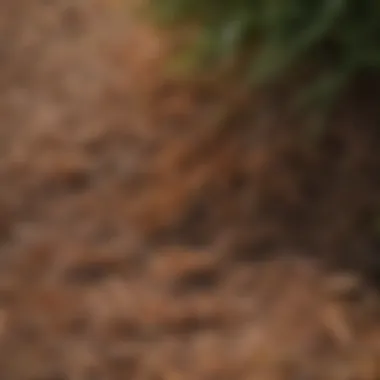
left=0, top=1, right=379, bottom=379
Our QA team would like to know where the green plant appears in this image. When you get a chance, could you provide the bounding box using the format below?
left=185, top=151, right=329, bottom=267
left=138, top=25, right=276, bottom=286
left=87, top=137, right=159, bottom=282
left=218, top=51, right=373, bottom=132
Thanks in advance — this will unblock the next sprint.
left=147, top=0, right=380, bottom=112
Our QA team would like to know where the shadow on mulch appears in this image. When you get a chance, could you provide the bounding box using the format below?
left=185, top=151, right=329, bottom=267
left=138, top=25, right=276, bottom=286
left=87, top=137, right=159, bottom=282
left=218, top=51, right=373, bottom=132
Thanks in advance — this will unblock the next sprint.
left=124, top=64, right=380, bottom=286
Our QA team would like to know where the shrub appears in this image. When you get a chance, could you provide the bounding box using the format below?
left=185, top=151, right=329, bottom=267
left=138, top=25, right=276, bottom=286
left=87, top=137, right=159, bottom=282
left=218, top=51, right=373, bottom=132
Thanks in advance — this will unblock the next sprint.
left=147, top=0, right=380, bottom=112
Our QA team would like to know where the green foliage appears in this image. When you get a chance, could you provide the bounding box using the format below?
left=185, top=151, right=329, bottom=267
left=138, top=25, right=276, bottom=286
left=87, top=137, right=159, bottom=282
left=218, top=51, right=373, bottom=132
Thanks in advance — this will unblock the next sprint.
left=148, top=0, right=380, bottom=110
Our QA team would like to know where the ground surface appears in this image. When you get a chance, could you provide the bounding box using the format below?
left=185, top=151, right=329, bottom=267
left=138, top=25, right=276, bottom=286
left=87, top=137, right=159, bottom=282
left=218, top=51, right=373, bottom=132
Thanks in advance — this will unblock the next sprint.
left=0, top=1, right=380, bottom=379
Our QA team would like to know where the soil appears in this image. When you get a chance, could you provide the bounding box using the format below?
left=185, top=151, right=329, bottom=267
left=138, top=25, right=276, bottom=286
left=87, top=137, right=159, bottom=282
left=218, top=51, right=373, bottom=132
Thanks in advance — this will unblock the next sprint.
left=0, top=1, right=379, bottom=379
